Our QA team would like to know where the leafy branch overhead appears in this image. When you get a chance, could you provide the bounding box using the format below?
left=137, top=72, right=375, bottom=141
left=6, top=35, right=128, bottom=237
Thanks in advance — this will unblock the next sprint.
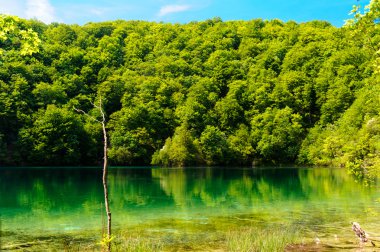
left=0, top=15, right=41, bottom=56
left=346, top=0, right=380, bottom=71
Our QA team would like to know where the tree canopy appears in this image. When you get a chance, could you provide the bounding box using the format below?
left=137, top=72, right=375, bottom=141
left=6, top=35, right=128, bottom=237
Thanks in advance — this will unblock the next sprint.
left=0, top=14, right=378, bottom=174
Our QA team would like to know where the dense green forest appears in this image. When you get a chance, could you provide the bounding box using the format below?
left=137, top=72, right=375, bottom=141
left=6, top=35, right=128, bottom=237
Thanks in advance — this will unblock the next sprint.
left=0, top=14, right=379, bottom=175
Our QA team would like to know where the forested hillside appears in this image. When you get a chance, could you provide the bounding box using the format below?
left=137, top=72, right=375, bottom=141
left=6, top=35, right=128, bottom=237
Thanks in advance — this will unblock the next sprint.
left=0, top=16, right=379, bottom=173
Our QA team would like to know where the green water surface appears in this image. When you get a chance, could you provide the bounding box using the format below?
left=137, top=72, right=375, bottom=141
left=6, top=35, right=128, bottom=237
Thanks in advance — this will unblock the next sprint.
left=0, top=167, right=379, bottom=251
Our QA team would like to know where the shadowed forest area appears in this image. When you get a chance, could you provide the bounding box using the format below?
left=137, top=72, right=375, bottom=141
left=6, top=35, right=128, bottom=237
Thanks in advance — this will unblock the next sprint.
left=0, top=16, right=379, bottom=178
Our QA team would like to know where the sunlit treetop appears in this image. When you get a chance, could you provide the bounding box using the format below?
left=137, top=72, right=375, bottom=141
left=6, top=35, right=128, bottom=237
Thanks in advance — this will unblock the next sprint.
left=345, top=0, right=380, bottom=38
left=345, top=0, right=380, bottom=72
left=0, top=15, right=41, bottom=56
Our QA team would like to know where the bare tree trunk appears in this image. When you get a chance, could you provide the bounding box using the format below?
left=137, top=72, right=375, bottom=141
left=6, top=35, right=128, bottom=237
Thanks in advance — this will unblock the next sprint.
left=74, top=96, right=111, bottom=251
left=99, top=98, right=111, bottom=252
left=101, top=118, right=111, bottom=252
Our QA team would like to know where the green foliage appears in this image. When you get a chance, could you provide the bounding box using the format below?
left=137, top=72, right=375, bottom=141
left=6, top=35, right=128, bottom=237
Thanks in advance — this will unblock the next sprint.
left=299, top=82, right=380, bottom=181
left=99, top=234, right=115, bottom=250
left=151, top=125, right=199, bottom=166
left=199, top=125, right=229, bottom=165
left=227, top=125, right=255, bottom=164
left=18, top=105, right=89, bottom=165
left=251, top=107, right=304, bottom=162
left=32, top=81, right=67, bottom=106
left=0, top=15, right=41, bottom=56
left=0, top=15, right=378, bottom=170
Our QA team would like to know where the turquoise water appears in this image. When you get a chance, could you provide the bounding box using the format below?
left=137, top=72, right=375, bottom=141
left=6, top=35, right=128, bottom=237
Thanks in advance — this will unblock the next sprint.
left=0, top=167, right=379, bottom=250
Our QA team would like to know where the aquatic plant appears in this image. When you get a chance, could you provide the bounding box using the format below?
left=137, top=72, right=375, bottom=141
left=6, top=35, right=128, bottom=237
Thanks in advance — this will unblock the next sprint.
left=113, top=235, right=163, bottom=252
left=226, top=226, right=301, bottom=252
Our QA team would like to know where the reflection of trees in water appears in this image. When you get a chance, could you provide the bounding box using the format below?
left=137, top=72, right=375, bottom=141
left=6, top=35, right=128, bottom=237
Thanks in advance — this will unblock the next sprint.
left=0, top=168, right=104, bottom=234
left=151, top=168, right=306, bottom=207
left=149, top=167, right=378, bottom=224
left=1, top=167, right=378, bottom=231
left=0, top=168, right=103, bottom=211
left=1, top=167, right=376, bottom=211
left=298, top=168, right=366, bottom=197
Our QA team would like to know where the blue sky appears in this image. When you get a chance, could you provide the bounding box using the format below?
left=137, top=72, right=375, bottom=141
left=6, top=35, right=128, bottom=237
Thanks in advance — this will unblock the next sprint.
left=0, top=0, right=370, bottom=26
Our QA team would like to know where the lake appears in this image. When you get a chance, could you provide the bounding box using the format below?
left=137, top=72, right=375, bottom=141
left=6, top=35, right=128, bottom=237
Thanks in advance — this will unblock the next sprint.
left=0, top=167, right=379, bottom=251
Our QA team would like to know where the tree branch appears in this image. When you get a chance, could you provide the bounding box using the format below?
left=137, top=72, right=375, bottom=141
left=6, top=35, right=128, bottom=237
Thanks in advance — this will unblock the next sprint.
left=73, top=106, right=102, bottom=123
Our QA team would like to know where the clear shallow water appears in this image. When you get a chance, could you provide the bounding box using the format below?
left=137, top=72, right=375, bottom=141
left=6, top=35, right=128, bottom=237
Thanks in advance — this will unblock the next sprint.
left=0, top=167, right=379, bottom=250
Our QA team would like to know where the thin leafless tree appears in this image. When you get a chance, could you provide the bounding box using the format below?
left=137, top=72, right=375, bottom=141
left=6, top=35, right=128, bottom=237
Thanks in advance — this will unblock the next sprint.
left=74, top=96, right=111, bottom=251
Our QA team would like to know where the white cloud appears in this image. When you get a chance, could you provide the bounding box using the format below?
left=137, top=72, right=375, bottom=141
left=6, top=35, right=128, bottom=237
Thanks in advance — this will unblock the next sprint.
left=89, top=8, right=106, bottom=16
left=158, top=4, right=192, bottom=17
left=55, top=3, right=138, bottom=24
left=0, top=0, right=24, bottom=17
left=26, top=0, right=56, bottom=23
